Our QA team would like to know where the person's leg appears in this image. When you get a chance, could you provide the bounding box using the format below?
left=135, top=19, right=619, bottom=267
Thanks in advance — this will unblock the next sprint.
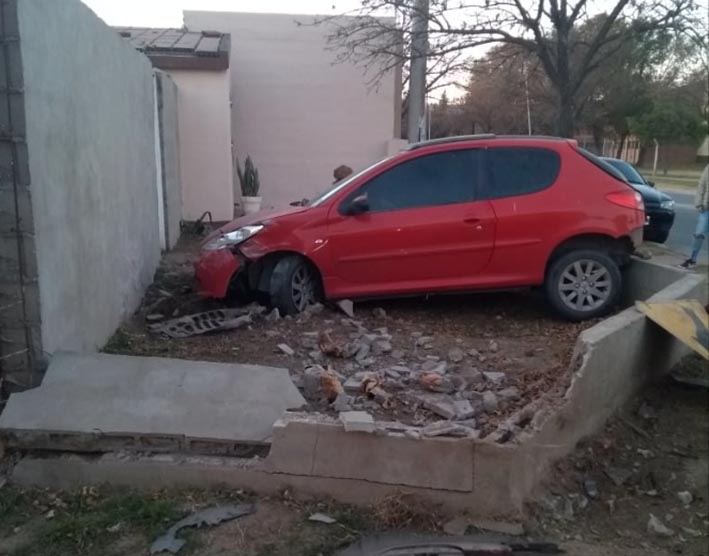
left=689, top=210, right=709, bottom=263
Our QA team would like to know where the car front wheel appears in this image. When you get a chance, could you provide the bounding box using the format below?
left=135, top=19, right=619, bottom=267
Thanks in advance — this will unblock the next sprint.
left=269, top=255, right=321, bottom=315
left=545, top=250, right=622, bottom=321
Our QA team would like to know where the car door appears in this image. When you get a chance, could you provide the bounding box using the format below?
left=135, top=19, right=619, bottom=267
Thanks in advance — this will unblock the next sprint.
left=324, top=147, right=496, bottom=298
left=480, top=145, right=563, bottom=284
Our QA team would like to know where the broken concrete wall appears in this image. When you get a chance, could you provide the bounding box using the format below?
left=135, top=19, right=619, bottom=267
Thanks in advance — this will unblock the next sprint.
left=513, top=263, right=707, bottom=503
left=9, top=260, right=709, bottom=516
left=16, top=0, right=160, bottom=356
left=155, top=70, right=182, bottom=249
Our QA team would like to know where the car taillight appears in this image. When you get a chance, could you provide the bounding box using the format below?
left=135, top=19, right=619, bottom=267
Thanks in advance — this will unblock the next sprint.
left=606, top=191, right=644, bottom=211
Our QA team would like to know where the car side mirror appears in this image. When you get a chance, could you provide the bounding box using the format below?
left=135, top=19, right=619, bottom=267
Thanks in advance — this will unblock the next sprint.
left=345, top=194, right=369, bottom=216
left=647, top=180, right=655, bottom=187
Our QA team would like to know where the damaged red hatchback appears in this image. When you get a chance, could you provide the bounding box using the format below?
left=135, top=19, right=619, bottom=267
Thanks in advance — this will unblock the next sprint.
left=196, top=136, right=644, bottom=320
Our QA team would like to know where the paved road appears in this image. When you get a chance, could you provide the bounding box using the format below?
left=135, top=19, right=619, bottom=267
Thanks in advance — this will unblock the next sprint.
left=662, top=190, right=708, bottom=264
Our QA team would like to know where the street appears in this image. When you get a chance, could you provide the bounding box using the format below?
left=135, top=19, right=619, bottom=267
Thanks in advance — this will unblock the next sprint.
left=662, top=189, right=708, bottom=263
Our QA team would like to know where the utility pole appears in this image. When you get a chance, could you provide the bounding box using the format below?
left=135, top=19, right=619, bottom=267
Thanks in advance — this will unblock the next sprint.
left=407, top=0, right=429, bottom=143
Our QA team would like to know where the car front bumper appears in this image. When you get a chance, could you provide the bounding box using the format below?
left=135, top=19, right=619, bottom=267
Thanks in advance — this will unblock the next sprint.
left=644, top=208, right=675, bottom=240
left=195, top=249, right=240, bottom=298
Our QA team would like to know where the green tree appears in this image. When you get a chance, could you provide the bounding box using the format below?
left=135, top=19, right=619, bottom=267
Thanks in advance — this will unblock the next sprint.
left=629, top=101, right=705, bottom=145
left=629, top=100, right=706, bottom=173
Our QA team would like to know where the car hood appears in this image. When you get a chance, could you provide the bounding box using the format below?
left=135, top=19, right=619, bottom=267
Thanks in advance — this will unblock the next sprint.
left=627, top=181, right=672, bottom=205
left=205, top=205, right=310, bottom=242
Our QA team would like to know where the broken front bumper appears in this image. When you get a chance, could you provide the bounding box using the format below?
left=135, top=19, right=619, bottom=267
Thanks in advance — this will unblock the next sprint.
left=195, top=249, right=240, bottom=298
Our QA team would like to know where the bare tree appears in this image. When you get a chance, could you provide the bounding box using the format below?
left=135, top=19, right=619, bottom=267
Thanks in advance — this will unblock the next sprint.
left=320, top=0, right=698, bottom=137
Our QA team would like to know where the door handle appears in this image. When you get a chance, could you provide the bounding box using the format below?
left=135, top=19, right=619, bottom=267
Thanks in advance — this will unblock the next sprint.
left=463, top=217, right=481, bottom=224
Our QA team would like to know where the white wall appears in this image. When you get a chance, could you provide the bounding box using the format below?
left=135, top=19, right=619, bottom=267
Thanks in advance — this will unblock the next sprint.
left=168, top=69, right=234, bottom=222
left=184, top=11, right=400, bottom=211
left=156, top=70, right=184, bottom=246
left=18, top=0, right=161, bottom=354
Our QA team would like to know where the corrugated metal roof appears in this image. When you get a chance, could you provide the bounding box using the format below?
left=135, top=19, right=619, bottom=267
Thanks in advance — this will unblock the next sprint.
left=115, top=27, right=230, bottom=70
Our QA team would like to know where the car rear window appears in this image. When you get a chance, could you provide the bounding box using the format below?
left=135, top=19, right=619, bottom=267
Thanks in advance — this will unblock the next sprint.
left=485, top=147, right=560, bottom=199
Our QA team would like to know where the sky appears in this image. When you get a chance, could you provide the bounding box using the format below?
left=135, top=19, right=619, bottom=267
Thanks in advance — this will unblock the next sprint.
left=80, top=0, right=364, bottom=27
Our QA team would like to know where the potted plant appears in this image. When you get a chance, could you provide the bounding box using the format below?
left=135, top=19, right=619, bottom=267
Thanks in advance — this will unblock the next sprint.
left=237, top=155, right=261, bottom=214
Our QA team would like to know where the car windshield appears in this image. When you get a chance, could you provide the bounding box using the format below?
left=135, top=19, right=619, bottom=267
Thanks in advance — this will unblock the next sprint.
left=307, top=155, right=394, bottom=207
left=603, top=158, right=645, bottom=184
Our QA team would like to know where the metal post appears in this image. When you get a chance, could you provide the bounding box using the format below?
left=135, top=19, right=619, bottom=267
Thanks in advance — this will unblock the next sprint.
left=407, top=0, right=428, bottom=143
left=524, top=63, right=532, bottom=135
left=653, top=139, right=659, bottom=176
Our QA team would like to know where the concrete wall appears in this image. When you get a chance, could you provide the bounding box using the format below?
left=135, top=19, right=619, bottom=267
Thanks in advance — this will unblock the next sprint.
left=0, top=0, right=44, bottom=389
left=156, top=71, right=182, bottom=248
left=184, top=11, right=400, bottom=211
left=168, top=69, right=233, bottom=222
left=17, top=0, right=160, bottom=354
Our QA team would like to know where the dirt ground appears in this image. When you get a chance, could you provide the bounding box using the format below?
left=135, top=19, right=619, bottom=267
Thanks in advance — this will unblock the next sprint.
left=531, top=356, right=709, bottom=556
left=1, top=356, right=706, bottom=556
left=103, top=234, right=595, bottom=436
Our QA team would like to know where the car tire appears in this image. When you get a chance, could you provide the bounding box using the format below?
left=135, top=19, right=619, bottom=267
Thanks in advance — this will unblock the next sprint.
left=269, top=255, right=321, bottom=315
left=545, top=249, right=622, bottom=321
left=225, top=273, right=256, bottom=307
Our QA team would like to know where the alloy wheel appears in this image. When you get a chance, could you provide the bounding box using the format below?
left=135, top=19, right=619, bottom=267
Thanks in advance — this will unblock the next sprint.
left=557, top=259, right=612, bottom=312
left=291, top=265, right=316, bottom=312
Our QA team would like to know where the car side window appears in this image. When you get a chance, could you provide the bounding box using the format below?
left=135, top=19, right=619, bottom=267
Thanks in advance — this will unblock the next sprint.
left=485, top=147, right=560, bottom=199
left=342, top=149, right=480, bottom=214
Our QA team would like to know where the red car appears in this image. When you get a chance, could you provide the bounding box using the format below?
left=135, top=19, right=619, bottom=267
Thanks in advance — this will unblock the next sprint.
left=196, top=136, right=645, bottom=320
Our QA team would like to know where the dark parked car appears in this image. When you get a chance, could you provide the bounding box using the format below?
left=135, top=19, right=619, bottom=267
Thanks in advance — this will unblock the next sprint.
left=601, top=157, right=675, bottom=243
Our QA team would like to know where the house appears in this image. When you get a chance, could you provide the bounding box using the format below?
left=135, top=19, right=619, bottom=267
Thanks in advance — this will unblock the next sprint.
left=116, top=27, right=234, bottom=222
left=118, top=12, right=402, bottom=222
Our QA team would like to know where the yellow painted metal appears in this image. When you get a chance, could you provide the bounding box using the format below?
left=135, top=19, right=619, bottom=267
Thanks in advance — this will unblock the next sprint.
left=636, top=300, right=709, bottom=360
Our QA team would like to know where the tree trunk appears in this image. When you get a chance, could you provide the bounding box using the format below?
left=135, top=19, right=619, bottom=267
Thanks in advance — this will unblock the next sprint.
left=556, top=95, right=575, bottom=138
left=553, top=20, right=575, bottom=139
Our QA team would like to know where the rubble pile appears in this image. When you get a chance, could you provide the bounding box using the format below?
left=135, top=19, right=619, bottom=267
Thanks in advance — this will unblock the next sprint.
left=275, top=304, right=552, bottom=440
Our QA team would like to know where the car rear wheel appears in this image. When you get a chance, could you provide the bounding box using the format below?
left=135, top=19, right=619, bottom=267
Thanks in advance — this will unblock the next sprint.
left=545, top=250, right=621, bottom=321
left=269, top=255, right=321, bottom=315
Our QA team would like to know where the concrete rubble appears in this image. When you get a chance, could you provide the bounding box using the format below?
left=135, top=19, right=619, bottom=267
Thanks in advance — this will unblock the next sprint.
left=239, top=306, right=564, bottom=441
left=148, top=306, right=265, bottom=338
left=132, top=281, right=575, bottom=441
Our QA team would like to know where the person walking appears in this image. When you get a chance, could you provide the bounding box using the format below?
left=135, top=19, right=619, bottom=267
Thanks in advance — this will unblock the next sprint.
left=680, top=164, right=709, bottom=269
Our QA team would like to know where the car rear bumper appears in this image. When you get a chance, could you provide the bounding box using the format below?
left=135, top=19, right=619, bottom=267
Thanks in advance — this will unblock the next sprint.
left=195, top=249, right=240, bottom=298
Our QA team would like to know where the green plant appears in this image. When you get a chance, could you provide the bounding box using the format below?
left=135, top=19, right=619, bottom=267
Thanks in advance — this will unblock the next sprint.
left=237, top=155, right=260, bottom=197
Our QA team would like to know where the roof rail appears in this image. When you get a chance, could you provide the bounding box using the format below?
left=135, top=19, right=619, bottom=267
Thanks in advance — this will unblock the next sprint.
left=404, top=134, right=496, bottom=150
left=404, top=134, right=572, bottom=150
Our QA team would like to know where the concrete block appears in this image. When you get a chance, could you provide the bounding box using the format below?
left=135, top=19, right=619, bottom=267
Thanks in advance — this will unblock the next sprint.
left=339, top=411, right=375, bottom=433
left=453, top=399, right=476, bottom=419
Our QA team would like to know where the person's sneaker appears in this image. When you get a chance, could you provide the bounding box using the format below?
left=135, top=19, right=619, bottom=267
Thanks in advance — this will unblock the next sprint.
left=679, top=259, right=697, bottom=270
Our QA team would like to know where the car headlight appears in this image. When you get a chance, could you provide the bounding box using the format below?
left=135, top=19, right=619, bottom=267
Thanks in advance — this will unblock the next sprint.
left=660, top=200, right=675, bottom=210
left=203, top=225, right=264, bottom=251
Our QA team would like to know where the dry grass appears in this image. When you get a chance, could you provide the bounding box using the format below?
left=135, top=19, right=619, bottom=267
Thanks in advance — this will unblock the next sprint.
left=371, top=492, right=442, bottom=531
